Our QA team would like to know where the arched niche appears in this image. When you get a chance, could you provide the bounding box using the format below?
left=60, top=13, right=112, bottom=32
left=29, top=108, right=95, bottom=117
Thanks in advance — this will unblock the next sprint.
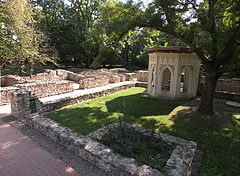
left=161, top=66, right=173, bottom=92
left=179, top=66, right=191, bottom=93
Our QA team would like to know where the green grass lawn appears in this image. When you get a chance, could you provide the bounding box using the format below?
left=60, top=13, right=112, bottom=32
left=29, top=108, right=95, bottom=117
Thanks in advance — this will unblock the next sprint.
left=45, top=87, right=240, bottom=176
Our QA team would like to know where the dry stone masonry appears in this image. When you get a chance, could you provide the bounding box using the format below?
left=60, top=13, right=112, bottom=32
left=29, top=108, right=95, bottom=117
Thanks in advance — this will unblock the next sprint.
left=1, top=66, right=239, bottom=105
left=1, top=68, right=138, bottom=105
left=40, top=82, right=136, bottom=113
left=10, top=89, right=197, bottom=176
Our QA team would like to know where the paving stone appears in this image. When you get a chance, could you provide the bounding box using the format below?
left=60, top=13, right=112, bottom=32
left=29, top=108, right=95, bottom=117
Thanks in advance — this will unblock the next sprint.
left=0, top=120, right=80, bottom=176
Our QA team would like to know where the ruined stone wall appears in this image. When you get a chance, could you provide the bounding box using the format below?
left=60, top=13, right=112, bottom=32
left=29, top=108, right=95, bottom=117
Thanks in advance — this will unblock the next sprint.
left=67, top=72, right=85, bottom=82
left=41, top=83, right=136, bottom=113
left=0, top=87, right=18, bottom=105
left=109, top=75, right=121, bottom=83
left=0, top=76, right=6, bottom=87
left=10, top=85, right=197, bottom=176
left=5, top=75, right=29, bottom=86
left=79, top=77, right=110, bottom=89
left=10, top=89, right=31, bottom=119
left=216, top=79, right=240, bottom=93
left=123, top=73, right=137, bottom=81
left=214, top=91, right=240, bottom=102
left=30, top=70, right=57, bottom=80
left=16, top=81, right=74, bottom=98
left=135, top=70, right=148, bottom=82
left=55, top=69, right=70, bottom=79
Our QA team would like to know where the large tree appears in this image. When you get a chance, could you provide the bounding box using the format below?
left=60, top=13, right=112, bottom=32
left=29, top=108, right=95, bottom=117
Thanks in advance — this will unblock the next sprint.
left=1, top=0, right=54, bottom=75
left=33, top=0, right=104, bottom=67
left=112, top=0, right=240, bottom=114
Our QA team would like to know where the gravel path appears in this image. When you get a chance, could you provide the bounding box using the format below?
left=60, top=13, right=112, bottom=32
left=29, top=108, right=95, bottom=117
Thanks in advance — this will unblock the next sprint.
left=2, top=116, right=111, bottom=176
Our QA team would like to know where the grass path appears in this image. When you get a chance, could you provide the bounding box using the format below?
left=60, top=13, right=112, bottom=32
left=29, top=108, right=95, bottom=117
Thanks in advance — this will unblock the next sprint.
left=45, top=87, right=240, bottom=176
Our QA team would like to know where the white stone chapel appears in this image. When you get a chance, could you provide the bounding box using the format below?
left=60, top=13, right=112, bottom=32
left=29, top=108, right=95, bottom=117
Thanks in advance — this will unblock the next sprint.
left=147, top=47, right=201, bottom=100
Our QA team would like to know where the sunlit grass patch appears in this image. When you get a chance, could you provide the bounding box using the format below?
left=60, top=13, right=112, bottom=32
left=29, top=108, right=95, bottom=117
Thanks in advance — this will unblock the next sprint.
left=45, top=87, right=240, bottom=176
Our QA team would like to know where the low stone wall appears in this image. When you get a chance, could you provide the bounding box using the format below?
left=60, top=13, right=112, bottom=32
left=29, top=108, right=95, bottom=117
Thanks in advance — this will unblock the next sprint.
left=16, top=81, right=74, bottom=98
left=214, top=91, right=240, bottom=102
left=11, top=107, right=197, bottom=175
left=5, top=75, right=28, bottom=86
left=109, top=75, right=121, bottom=83
left=55, top=69, right=70, bottom=79
left=10, top=86, right=197, bottom=176
left=136, top=70, right=148, bottom=82
left=216, top=79, right=240, bottom=93
left=40, top=83, right=135, bottom=113
left=0, top=86, right=18, bottom=105
left=88, top=121, right=197, bottom=176
left=123, top=73, right=137, bottom=81
left=30, top=70, right=57, bottom=80
left=68, top=72, right=86, bottom=82
left=79, top=77, right=110, bottom=89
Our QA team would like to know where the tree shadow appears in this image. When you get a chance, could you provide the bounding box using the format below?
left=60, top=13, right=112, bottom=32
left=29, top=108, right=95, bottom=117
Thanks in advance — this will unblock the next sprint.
left=45, top=92, right=179, bottom=135
left=45, top=92, right=240, bottom=175
left=105, top=92, right=179, bottom=129
left=153, top=100, right=240, bottom=175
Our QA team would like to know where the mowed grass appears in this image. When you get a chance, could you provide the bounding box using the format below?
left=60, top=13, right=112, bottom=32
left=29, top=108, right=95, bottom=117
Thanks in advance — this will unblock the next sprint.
left=45, top=87, right=240, bottom=176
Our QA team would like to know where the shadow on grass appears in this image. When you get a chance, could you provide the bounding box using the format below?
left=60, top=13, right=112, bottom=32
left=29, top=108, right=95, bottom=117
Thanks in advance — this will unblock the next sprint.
left=45, top=89, right=240, bottom=175
left=45, top=92, right=179, bottom=135
left=153, top=100, right=240, bottom=176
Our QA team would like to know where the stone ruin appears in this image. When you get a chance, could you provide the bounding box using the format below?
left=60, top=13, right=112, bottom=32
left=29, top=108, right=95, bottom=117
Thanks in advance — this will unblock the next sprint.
left=1, top=64, right=238, bottom=106
left=0, top=68, right=148, bottom=106
left=10, top=87, right=198, bottom=176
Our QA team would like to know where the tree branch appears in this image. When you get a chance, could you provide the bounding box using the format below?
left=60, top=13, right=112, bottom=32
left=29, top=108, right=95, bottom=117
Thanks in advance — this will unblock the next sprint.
left=216, top=24, right=240, bottom=70
left=160, top=2, right=209, bottom=65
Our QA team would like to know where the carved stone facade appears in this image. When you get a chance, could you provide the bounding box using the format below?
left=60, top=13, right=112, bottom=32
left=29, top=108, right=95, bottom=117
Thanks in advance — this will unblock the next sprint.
left=147, top=48, right=201, bottom=100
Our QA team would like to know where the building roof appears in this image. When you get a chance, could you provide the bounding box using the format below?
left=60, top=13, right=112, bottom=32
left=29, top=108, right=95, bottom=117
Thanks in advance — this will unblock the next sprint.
left=147, top=47, right=192, bottom=53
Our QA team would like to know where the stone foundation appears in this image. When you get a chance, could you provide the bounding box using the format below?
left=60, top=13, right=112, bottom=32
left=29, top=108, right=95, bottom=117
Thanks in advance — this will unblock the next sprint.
left=0, top=87, right=18, bottom=105
left=216, top=78, right=240, bottom=93
left=123, top=73, right=137, bottom=81
left=88, top=121, right=197, bottom=176
left=10, top=88, right=197, bottom=176
left=135, top=70, right=148, bottom=82
left=40, top=82, right=136, bottom=113
left=16, top=81, right=74, bottom=98
left=5, top=75, right=29, bottom=86
left=214, top=91, right=240, bottom=102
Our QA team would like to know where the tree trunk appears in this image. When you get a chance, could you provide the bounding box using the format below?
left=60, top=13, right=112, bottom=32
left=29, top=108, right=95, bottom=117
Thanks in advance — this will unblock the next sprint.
left=198, top=69, right=219, bottom=115
left=28, top=61, right=33, bottom=77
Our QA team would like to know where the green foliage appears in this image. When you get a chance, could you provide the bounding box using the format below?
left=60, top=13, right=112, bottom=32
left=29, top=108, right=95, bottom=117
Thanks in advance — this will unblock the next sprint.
left=1, top=0, right=55, bottom=75
left=98, top=123, right=174, bottom=172
left=112, top=0, right=240, bottom=113
left=91, top=45, right=115, bottom=69
left=33, top=0, right=104, bottom=67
